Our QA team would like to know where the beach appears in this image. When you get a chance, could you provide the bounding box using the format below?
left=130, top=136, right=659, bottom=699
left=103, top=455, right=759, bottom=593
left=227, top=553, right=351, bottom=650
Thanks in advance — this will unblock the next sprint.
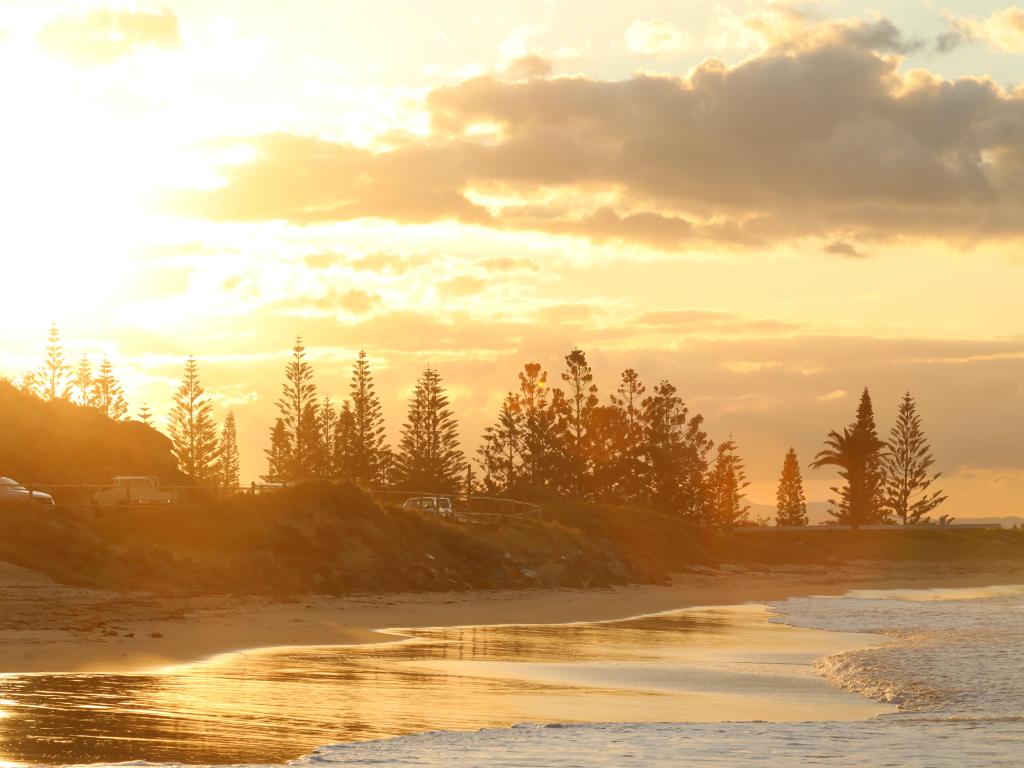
left=3, top=561, right=1024, bottom=765
left=3, top=558, right=1024, bottom=675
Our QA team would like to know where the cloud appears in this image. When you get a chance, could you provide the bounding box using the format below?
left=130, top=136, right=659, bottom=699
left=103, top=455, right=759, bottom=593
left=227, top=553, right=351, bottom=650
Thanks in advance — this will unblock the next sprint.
left=817, top=389, right=848, bottom=401
left=274, top=286, right=379, bottom=317
left=633, top=309, right=797, bottom=335
left=717, top=5, right=920, bottom=56
left=479, top=256, right=538, bottom=272
left=723, top=360, right=783, bottom=374
left=625, top=20, right=689, bottom=55
left=338, top=289, right=378, bottom=314
left=38, top=5, right=182, bottom=64
left=942, top=7, right=1024, bottom=54
left=824, top=240, right=867, bottom=258
left=168, top=11, right=1024, bottom=252
left=503, top=54, right=553, bottom=80
left=303, top=252, right=345, bottom=269
left=441, top=276, right=486, bottom=297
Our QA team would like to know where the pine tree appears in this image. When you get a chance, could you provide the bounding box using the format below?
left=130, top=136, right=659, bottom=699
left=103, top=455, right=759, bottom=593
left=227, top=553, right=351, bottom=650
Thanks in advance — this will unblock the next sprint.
left=263, top=418, right=291, bottom=483
left=92, top=357, right=128, bottom=421
left=609, top=368, right=647, bottom=501
left=168, top=357, right=220, bottom=485
left=680, top=413, right=715, bottom=523
left=775, top=447, right=808, bottom=526
left=811, top=389, right=889, bottom=526
left=18, top=370, right=40, bottom=398
left=315, top=397, right=339, bottom=479
left=218, top=411, right=241, bottom=489
left=586, top=403, right=629, bottom=501
left=334, top=401, right=356, bottom=480
left=349, top=350, right=387, bottom=487
left=396, top=367, right=465, bottom=493
left=476, top=392, right=523, bottom=493
left=640, top=380, right=692, bottom=515
left=377, top=445, right=397, bottom=489
left=855, top=388, right=888, bottom=519
left=517, top=363, right=566, bottom=490
left=138, top=403, right=154, bottom=427
left=560, top=348, right=598, bottom=495
left=38, top=323, right=72, bottom=401
left=883, top=393, right=947, bottom=524
left=73, top=355, right=96, bottom=407
left=707, top=438, right=751, bottom=529
left=274, top=336, right=319, bottom=480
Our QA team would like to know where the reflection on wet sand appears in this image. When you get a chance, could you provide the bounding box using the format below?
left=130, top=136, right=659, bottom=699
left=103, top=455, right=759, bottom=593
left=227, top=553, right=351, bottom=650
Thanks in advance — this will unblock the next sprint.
left=0, top=604, right=888, bottom=765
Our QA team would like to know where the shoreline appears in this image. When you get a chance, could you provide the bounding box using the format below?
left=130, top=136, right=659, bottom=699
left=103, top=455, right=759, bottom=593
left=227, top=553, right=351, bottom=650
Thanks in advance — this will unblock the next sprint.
left=2, top=559, right=1024, bottom=675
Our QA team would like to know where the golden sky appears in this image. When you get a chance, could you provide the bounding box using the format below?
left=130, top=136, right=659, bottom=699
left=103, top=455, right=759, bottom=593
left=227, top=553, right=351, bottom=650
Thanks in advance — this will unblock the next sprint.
left=1, top=1, right=1023, bottom=516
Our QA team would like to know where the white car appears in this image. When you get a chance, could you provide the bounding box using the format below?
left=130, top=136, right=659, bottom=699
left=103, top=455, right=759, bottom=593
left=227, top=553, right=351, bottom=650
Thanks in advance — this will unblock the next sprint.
left=0, top=476, right=55, bottom=506
left=403, top=496, right=456, bottom=520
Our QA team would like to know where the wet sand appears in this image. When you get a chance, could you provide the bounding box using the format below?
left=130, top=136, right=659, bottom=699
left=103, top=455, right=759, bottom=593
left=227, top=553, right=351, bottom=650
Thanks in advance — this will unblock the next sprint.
left=0, top=599, right=891, bottom=765
left=3, top=558, right=1024, bottom=674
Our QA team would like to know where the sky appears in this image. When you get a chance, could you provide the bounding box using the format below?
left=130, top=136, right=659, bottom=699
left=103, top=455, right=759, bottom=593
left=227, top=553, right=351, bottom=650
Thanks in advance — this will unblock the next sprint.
left=0, top=0, right=1022, bottom=516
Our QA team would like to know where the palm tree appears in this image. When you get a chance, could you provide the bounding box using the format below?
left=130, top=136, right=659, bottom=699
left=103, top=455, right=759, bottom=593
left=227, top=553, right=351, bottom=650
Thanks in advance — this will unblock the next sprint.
left=811, top=426, right=888, bottom=526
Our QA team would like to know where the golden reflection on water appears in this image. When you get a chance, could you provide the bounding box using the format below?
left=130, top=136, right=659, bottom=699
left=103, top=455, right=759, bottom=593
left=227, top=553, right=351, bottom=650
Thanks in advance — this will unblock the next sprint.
left=0, top=605, right=886, bottom=765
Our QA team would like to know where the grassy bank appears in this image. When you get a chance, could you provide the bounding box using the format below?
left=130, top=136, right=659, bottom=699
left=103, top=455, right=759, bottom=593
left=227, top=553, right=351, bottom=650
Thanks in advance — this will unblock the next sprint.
left=1, top=481, right=1022, bottom=595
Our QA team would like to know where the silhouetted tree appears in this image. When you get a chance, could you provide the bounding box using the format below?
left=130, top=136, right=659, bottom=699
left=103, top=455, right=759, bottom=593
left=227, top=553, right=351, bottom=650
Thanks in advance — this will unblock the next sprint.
left=854, top=388, right=888, bottom=517
left=396, top=367, right=465, bottom=493
left=137, top=403, right=154, bottom=427
left=168, top=357, right=219, bottom=485
left=517, top=363, right=568, bottom=490
left=92, top=356, right=128, bottom=421
left=349, top=350, right=388, bottom=487
left=315, top=396, right=339, bottom=478
left=609, top=368, right=647, bottom=502
left=883, top=392, right=947, bottom=524
left=73, top=355, right=95, bottom=407
left=218, top=411, right=241, bottom=489
left=775, top=447, right=808, bottom=526
left=560, top=348, right=598, bottom=495
left=334, top=401, right=356, bottom=480
left=586, top=403, right=629, bottom=501
left=812, top=390, right=889, bottom=526
left=707, top=438, right=750, bottom=528
left=274, top=336, right=319, bottom=480
left=18, top=370, right=40, bottom=398
left=38, top=323, right=71, bottom=401
left=263, top=418, right=291, bottom=483
left=640, top=380, right=682, bottom=512
left=477, top=392, right=523, bottom=493
left=377, top=445, right=397, bottom=489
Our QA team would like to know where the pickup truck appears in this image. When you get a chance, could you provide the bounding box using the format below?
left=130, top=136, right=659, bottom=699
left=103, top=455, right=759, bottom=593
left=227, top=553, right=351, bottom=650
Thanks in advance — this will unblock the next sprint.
left=92, top=476, right=177, bottom=506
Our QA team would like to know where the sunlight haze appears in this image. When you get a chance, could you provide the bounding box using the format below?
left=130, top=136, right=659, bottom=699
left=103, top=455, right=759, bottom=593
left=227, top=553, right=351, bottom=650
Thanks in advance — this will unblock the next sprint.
left=1, top=0, right=1022, bottom=516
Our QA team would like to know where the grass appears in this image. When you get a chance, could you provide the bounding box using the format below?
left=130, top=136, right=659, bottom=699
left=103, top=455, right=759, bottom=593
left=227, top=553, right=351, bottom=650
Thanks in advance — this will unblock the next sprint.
left=1, top=481, right=1022, bottom=595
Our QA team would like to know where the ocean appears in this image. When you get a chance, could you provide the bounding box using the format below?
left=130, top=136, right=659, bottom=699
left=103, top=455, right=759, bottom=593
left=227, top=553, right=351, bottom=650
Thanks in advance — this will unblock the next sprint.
left=275, top=584, right=1024, bottom=767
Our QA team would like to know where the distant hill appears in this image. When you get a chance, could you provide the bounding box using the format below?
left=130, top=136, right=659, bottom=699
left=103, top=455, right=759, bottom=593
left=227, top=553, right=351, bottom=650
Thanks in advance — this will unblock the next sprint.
left=749, top=501, right=833, bottom=525
left=0, top=379, right=184, bottom=485
left=750, top=501, right=1023, bottom=529
left=967, top=516, right=1024, bottom=529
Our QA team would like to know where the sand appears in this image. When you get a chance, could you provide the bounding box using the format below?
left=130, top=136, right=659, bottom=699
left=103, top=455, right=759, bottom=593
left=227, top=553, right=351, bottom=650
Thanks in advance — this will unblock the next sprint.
left=2, top=558, right=1024, bottom=674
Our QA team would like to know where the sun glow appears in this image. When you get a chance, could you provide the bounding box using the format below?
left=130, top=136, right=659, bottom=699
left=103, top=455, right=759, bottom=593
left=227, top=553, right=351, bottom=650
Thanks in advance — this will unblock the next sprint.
left=0, top=45, right=196, bottom=327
